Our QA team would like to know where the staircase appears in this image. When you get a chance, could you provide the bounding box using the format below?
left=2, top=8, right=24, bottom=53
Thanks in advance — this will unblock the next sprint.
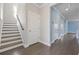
left=0, top=22, right=23, bottom=53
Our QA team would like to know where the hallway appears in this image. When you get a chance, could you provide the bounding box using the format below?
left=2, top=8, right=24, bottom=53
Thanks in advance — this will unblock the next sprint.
left=0, top=33, right=79, bottom=55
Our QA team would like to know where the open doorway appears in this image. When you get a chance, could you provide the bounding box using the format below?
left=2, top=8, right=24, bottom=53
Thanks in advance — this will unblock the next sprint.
left=50, top=3, right=79, bottom=45
left=50, top=4, right=67, bottom=44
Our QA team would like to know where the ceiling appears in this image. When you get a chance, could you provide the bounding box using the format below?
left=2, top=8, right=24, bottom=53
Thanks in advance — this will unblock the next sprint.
left=54, top=3, right=79, bottom=20
left=34, top=3, right=56, bottom=8
left=33, top=3, right=45, bottom=8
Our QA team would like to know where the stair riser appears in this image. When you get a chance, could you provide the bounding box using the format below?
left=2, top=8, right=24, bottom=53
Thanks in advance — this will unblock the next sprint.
left=1, top=40, right=22, bottom=46
left=2, top=30, right=18, bottom=31
left=3, top=23, right=17, bottom=25
left=0, top=44, right=23, bottom=53
left=2, top=35, right=21, bottom=38
left=4, top=23, right=16, bottom=24
left=3, top=25, right=16, bottom=27
left=2, top=38, right=21, bottom=43
left=1, top=41, right=22, bottom=49
left=4, top=22, right=16, bottom=24
left=2, top=34, right=20, bottom=37
left=3, top=26, right=17, bottom=28
left=2, top=28, right=18, bottom=30
left=2, top=32, right=20, bottom=34
left=1, top=36, right=21, bottom=42
left=2, top=31, right=19, bottom=33
left=3, top=24, right=17, bottom=26
left=3, top=27, right=17, bottom=28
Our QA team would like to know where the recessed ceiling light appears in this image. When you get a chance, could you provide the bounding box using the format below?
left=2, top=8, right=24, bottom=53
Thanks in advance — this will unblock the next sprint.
left=65, top=8, right=69, bottom=11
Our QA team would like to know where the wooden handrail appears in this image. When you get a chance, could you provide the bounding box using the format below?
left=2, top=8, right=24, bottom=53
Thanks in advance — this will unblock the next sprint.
left=16, top=15, right=24, bottom=30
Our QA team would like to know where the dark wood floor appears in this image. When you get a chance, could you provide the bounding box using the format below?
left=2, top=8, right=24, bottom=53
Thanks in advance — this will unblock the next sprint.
left=0, top=35, right=79, bottom=55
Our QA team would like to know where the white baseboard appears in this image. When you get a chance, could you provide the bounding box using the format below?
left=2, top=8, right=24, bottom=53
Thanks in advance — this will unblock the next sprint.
left=39, top=40, right=51, bottom=47
left=23, top=44, right=29, bottom=48
left=22, top=39, right=51, bottom=48
left=51, top=39, right=56, bottom=44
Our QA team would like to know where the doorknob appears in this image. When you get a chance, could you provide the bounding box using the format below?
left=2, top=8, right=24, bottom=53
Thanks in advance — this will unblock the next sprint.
left=29, top=29, right=31, bottom=32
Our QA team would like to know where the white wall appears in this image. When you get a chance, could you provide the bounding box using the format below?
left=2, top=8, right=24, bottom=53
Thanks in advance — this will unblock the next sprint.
left=40, top=4, right=56, bottom=46
left=0, top=3, right=3, bottom=45
left=3, top=3, right=16, bottom=23
left=0, top=4, right=3, bottom=19
left=17, top=3, right=28, bottom=47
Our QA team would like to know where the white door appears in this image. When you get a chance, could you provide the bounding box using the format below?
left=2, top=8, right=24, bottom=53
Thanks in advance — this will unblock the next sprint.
left=28, top=11, right=40, bottom=45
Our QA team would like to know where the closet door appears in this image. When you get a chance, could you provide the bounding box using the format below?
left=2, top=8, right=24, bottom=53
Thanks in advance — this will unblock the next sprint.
left=28, top=11, right=40, bottom=45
